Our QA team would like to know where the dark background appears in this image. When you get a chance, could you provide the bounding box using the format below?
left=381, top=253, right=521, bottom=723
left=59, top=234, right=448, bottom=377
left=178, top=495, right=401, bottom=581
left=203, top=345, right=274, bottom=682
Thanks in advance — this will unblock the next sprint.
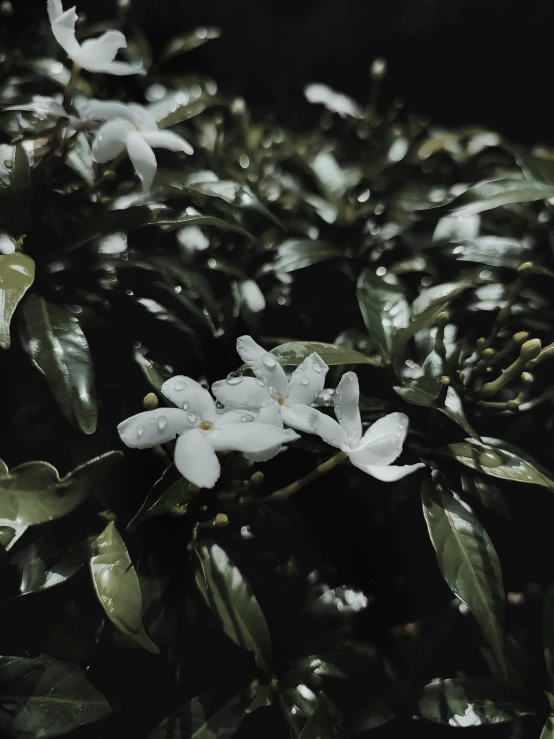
left=16, top=0, right=554, bottom=144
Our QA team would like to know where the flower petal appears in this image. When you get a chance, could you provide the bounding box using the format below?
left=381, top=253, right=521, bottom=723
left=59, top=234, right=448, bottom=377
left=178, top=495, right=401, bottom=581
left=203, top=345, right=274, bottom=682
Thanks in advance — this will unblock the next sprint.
left=117, top=408, right=194, bottom=449
left=48, top=0, right=80, bottom=58
left=210, top=423, right=299, bottom=453
left=174, top=430, right=220, bottom=488
left=286, top=352, right=328, bottom=406
left=212, top=376, right=272, bottom=411
left=126, top=131, right=157, bottom=191
left=281, top=403, right=315, bottom=433
left=161, top=376, right=216, bottom=422
left=308, top=409, right=348, bottom=449
left=357, top=412, right=409, bottom=464
left=352, top=463, right=425, bottom=482
left=80, top=99, right=135, bottom=123
left=236, top=335, right=288, bottom=399
left=77, top=30, right=127, bottom=69
left=254, top=401, right=282, bottom=427
left=349, top=435, right=404, bottom=468
left=334, top=372, right=362, bottom=446
left=215, top=409, right=257, bottom=425
left=142, top=130, right=194, bottom=155
left=127, top=104, right=158, bottom=131
left=91, top=119, right=134, bottom=163
left=87, top=60, right=147, bottom=76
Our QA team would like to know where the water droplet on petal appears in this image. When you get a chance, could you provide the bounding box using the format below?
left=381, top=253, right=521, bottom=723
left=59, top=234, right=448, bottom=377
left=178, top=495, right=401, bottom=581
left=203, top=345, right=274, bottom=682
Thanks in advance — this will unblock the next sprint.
left=312, top=358, right=324, bottom=373
left=200, top=382, right=209, bottom=390
left=149, top=417, right=155, bottom=424
left=262, top=353, right=277, bottom=368
left=194, top=393, right=199, bottom=398
left=157, top=415, right=168, bottom=430
left=174, top=380, right=186, bottom=391
left=183, top=400, right=190, bottom=410
left=256, top=378, right=266, bottom=386
left=226, top=371, right=243, bottom=385
left=187, top=412, right=197, bottom=423
left=300, top=375, right=310, bottom=386
left=137, top=424, right=145, bottom=438
left=241, top=415, right=248, bottom=422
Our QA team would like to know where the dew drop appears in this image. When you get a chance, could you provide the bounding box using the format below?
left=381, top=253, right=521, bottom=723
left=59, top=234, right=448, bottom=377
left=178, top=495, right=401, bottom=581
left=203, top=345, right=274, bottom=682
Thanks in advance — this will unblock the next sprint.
left=194, top=393, right=199, bottom=398
left=241, top=415, right=248, bottom=422
left=256, top=378, right=266, bottom=386
left=300, top=375, right=310, bottom=386
left=157, top=415, right=168, bottom=430
left=183, top=400, right=190, bottom=410
left=187, top=412, right=197, bottom=423
left=312, top=358, right=324, bottom=373
left=149, top=417, right=155, bottom=424
left=174, top=379, right=186, bottom=391
left=137, top=424, right=145, bottom=438
left=262, top=353, right=277, bottom=368
left=226, top=371, right=243, bottom=385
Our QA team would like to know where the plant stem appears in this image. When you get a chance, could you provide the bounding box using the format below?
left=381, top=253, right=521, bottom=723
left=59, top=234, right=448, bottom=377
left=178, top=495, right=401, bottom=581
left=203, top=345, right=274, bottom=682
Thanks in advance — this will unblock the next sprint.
left=63, top=62, right=81, bottom=109
left=268, top=451, right=348, bottom=501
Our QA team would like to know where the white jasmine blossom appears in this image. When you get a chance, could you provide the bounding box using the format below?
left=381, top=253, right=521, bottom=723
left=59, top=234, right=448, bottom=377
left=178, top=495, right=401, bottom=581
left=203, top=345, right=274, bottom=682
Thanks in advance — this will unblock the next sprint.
left=117, top=376, right=299, bottom=489
left=80, top=100, right=193, bottom=191
left=47, top=0, right=145, bottom=76
left=308, top=372, right=424, bottom=481
left=304, top=83, right=362, bottom=118
left=212, top=335, right=329, bottom=434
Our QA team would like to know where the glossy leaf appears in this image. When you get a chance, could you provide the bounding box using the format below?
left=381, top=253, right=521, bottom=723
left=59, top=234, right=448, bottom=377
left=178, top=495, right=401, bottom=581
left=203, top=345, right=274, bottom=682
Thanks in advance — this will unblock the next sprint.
left=269, top=341, right=381, bottom=368
left=0, top=252, right=35, bottom=349
left=193, top=541, right=272, bottom=673
left=421, top=473, right=507, bottom=679
left=156, top=97, right=226, bottom=128
left=0, top=653, right=111, bottom=738
left=441, top=437, right=554, bottom=488
left=356, top=270, right=409, bottom=362
left=460, top=473, right=510, bottom=519
left=160, top=27, right=221, bottom=63
left=353, top=696, right=395, bottom=732
left=149, top=686, right=253, bottom=739
left=438, top=237, right=532, bottom=269
left=14, top=543, right=86, bottom=596
left=0, top=452, right=122, bottom=550
left=66, top=133, right=95, bottom=185
left=20, top=295, right=97, bottom=434
left=394, top=376, right=480, bottom=439
left=299, top=698, right=338, bottom=739
left=418, top=678, right=529, bottom=726
left=6, top=144, right=31, bottom=240
left=134, top=350, right=172, bottom=392
left=427, top=179, right=554, bottom=217
left=274, top=239, right=341, bottom=272
left=89, top=522, right=159, bottom=654
left=127, top=464, right=196, bottom=530
left=544, top=585, right=554, bottom=690
left=541, top=716, right=554, bottom=739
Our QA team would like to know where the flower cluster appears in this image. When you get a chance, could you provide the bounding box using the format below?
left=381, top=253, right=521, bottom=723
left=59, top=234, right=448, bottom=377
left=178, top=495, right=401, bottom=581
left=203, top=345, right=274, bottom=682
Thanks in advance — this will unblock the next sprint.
left=47, top=0, right=193, bottom=191
left=118, top=336, right=423, bottom=489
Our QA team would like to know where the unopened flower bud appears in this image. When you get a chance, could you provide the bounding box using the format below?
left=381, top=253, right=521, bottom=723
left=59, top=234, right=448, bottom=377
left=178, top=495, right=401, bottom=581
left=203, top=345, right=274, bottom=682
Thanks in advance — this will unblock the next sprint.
left=521, top=371, right=534, bottom=385
left=143, top=392, right=158, bottom=410
left=517, top=261, right=534, bottom=273
left=213, top=513, right=229, bottom=527
left=371, top=58, right=387, bottom=79
left=520, top=339, right=541, bottom=360
left=250, top=471, right=264, bottom=485
left=482, top=348, right=495, bottom=360
left=435, top=311, right=449, bottom=327
left=0, top=2, right=13, bottom=18
left=512, top=331, right=529, bottom=345
left=439, top=375, right=450, bottom=386
left=476, top=337, right=487, bottom=349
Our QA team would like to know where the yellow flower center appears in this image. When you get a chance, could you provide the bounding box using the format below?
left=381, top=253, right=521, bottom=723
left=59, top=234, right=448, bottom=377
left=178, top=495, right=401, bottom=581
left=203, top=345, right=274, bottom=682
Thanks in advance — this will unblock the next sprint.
left=200, top=420, right=213, bottom=431
left=276, top=396, right=285, bottom=405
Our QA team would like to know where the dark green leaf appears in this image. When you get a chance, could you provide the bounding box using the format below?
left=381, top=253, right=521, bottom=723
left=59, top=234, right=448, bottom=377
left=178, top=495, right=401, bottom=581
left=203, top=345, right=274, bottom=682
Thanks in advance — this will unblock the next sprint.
left=127, top=464, right=196, bottom=530
left=274, top=239, right=341, bottom=272
left=543, top=585, right=554, bottom=690
left=89, top=522, right=159, bottom=654
left=66, top=133, right=95, bottom=185
left=0, top=252, right=34, bottom=349
left=460, top=473, right=510, bottom=519
left=134, top=349, right=172, bottom=392
left=0, top=145, right=31, bottom=240
left=157, top=96, right=226, bottom=128
left=353, top=696, right=396, bottom=732
left=541, top=717, right=554, bottom=739
left=0, top=452, right=122, bottom=550
left=515, top=149, right=554, bottom=185
left=0, top=653, right=111, bottom=738
left=192, top=541, right=272, bottom=673
left=356, top=270, right=409, bottom=362
left=149, top=686, right=253, bottom=739
left=160, top=27, right=221, bottom=63
left=394, top=377, right=480, bottom=439
left=20, top=295, right=97, bottom=434
left=425, top=179, right=554, bottom=217
left=299, top=698, right=339, bottom=739
left=13, top=543, right=86, bottom=596
left=438, top=237, right=532, bottom=269
left=269, top=341, right=381, bottom=368
left=441, top=437, right=554, bottom=488
left=421, top=472, right=507, bottom=679
left=418, top=678, right=530, bottom=726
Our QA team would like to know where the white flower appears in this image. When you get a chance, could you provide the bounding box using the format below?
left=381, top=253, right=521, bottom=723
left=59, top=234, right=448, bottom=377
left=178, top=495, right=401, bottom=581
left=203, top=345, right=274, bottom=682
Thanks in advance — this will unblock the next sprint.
left=308, top=372, right=424, bottom=481
left=47, top=0, right=145, bottom=76
left=212, top=335, right=329, bottom=434
left=304, top=83, right=362, bottom=119
left=117, top=376, right=299, bottom=489
left=80, top=100, right=193, bottom=191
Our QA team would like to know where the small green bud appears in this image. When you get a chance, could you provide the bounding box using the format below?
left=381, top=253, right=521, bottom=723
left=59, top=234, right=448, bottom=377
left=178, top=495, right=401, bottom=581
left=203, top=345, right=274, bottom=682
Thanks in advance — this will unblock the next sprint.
left=439, top=375, right=450, bottom=386
left=520, top=339, right=541, bottom=360
left=213, top=513, right=229, bottom=527
left=435, top=311, right=449, bottom=327
left=250, top=471, right=264, bottom=485
left=143, top=392, right=158, bottom=410
left=521, top=372, right=534, bottom=386
left=517, top=261, right=534, bottom=273
left=512, top=331, right=529, bottom=345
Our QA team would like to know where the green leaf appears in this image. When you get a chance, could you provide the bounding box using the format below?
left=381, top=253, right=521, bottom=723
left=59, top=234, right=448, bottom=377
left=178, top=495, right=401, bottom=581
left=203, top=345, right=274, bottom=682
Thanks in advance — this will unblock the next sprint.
left=127, top=464, right=196, bottom=530
left=440, top=437, right=554, bottom=488
left=0, top=252, right=35, bottom=349
left=274, top=239, right=341, bottom=272
left=356, top=270, right=409, bottom=362
left=417, top=678, right=530, bottom=726
left=90, top=522, right=159, bottom=654
left=437, top=237, right=532, bottom=269
left=0, top=452, right=122, bottom=551
left=149, top=686, right=253, bottom=739
left=0, top=144, right=31, bottom=240
left=14, top=542, right=87, bottom=596
left=19, top=295, right=97, bottom=434
left=269, top=341, right=381, bottom=368
left=66, top=132, right=95, bottom=185
left=353, top=696, right=396, bottom=732
left=515, top=149, right=554, bottom=185
left=160, top=27, right=221, bottom=63
left=543, top=585, right=554, bottom=690
left=392, top=278, right=475, bottom=374
left=134, top=349, right=172, bottom=392
left=0, top=653, right=111, bottom=738
left=394, top=376, right=480, bottom=439
left=460, top=473, right=510, bottom=519
left=425, top=179, right=554, bottom=217
left=68, top=207, right=253, bottom=250
left=541, top=716, right=554, bottom=739
left=156, top=97, right=226, bottom=128
left=192, top=541, right=272, bottom=673
left=421, top=472, right=507, bottom=679
left=299, top=698, right=338, bottom=739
